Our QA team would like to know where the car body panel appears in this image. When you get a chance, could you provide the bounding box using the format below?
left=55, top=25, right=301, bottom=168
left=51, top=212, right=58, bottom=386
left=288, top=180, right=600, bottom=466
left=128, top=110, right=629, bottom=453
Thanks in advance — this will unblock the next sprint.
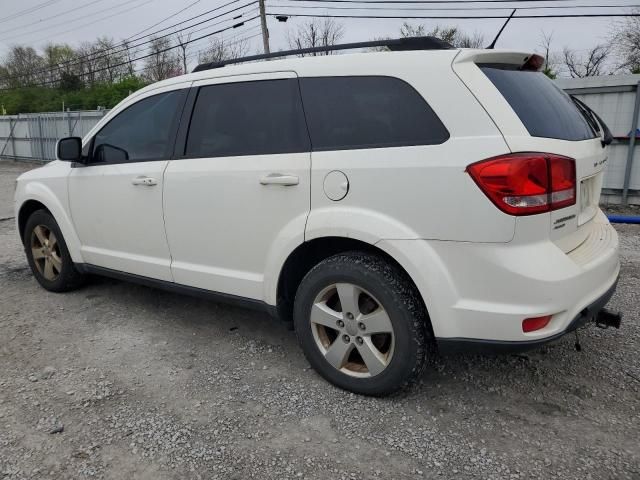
left=13, top=48, right=620, bottom=348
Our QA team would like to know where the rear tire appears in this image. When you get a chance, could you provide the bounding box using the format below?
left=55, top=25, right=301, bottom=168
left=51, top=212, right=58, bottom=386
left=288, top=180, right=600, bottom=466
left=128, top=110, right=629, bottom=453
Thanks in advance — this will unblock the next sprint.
left=293, top=251, right=430, bottom=396
left=24, top=210, right=85, bottom=292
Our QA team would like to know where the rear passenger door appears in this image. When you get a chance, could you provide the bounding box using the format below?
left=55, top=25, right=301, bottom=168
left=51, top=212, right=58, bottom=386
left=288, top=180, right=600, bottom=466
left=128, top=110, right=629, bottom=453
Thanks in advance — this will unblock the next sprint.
left=163, top=72, right=311, bottom=300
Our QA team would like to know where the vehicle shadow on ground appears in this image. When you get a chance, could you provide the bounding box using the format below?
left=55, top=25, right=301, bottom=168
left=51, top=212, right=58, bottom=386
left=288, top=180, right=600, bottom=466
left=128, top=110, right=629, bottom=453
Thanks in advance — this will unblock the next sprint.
left=82, top=273, right=629, bottom=406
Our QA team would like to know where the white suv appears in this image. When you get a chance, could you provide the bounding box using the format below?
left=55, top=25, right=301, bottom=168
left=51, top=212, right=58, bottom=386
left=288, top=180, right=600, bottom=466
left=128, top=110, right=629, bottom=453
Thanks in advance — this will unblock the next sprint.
left=14, top=39, right=620, bottom=395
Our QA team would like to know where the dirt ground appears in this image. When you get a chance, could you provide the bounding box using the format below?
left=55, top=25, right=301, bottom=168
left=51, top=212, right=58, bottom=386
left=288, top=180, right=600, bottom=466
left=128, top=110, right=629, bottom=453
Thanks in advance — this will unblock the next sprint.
left=1, top=161, right=639, bottom=480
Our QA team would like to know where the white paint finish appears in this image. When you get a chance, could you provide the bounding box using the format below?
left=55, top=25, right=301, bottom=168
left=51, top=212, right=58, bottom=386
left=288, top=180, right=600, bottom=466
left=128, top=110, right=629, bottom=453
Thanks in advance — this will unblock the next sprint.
left=163, top=152, right=311, bottom=300
left=380, top=210, right=619, bottom=341
left=67, top=160, right=173, bottom=281
left=14, top=160, right=84, bottom=263
left=307, top=138, right=515, bottom=244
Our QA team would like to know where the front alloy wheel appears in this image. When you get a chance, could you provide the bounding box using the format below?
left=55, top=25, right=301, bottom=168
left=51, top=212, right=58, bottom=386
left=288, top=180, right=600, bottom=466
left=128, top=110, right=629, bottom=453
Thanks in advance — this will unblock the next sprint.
left=24, top=209, right=85, bottom=292
left=30, top=225, right=62, bottom=281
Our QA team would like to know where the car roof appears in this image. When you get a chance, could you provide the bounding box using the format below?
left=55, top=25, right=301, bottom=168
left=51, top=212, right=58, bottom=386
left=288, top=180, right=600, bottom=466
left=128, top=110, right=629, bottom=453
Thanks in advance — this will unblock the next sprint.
left=134, top=49, right=462, bottom=96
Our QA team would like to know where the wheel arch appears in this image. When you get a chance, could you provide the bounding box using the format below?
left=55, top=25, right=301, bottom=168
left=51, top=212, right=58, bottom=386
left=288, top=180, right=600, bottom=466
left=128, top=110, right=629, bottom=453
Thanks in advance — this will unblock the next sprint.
left=16, top=187, right=84, bottom=263
left=18, top=199, right=51, bottom=245
left=275, top=236, right=431, bottom=330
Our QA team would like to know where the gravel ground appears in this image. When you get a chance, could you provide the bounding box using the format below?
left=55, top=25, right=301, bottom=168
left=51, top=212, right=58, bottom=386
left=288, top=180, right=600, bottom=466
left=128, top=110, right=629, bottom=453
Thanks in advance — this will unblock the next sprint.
left=1, top=161, right=639, bottom=480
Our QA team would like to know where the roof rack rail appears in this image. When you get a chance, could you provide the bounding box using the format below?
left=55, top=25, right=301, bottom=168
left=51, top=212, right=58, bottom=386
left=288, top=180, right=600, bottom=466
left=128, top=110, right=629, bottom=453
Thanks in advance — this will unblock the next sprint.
left=192, top=36, right=453, bottom=73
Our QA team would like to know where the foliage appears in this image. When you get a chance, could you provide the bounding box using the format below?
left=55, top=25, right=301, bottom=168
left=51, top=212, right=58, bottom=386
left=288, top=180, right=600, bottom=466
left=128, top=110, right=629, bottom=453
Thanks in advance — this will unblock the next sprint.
left=0, top=76, right=148, bottom=114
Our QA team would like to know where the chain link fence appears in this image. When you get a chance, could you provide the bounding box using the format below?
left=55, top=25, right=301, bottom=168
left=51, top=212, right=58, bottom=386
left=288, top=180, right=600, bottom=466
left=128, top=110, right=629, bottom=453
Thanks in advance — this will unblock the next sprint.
left=0, top=110, right=109, bottom=163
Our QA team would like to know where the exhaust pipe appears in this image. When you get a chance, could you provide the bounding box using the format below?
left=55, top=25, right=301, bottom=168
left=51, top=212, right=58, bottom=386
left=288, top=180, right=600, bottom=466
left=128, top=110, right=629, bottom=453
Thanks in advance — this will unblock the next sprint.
left=596, top=308, right=622, bottom=329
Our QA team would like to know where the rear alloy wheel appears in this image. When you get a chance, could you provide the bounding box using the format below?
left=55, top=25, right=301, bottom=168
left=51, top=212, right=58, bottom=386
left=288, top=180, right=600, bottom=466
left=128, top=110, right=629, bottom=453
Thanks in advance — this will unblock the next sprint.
left=311, top=283, right=395, bottom=378
left=294, top=252, right=430, bottom=396
left=24, top=209, right=85, bottom=292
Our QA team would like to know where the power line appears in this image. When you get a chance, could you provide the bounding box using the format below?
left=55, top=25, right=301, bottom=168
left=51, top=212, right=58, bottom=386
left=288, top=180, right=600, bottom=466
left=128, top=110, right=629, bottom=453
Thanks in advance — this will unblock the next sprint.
left=0, top=16, right=261, bottom=91
left=0, top=0, right=105, bottom=37
left=0, top=2, right=258, bottom=84
left=0, top=0, right=155, bottom=43
left=28, top=0, right=158, bottom=45
left=269, top=2, right=640, bottom=10
left=282, top=0, right=638, bottom=3
left=0, top=0, right=63, bottom=25
left=124, top=0, right=246, bottom=44
left=268, top=11, right=640, bottom=17
left=47, top=0, right=248, bottom=66
left=126, top=0, right=203, bottom=40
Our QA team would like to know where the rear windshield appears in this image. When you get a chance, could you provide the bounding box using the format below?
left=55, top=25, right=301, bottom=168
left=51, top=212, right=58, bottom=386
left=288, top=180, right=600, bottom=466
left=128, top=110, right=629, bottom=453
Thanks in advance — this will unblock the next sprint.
left=480, top=65, right=597, bottom=141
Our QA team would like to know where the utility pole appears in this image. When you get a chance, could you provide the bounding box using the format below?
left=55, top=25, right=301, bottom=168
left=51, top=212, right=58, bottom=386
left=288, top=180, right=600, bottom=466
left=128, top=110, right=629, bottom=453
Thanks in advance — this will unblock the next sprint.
left=258, top=0, right=270, bottom=54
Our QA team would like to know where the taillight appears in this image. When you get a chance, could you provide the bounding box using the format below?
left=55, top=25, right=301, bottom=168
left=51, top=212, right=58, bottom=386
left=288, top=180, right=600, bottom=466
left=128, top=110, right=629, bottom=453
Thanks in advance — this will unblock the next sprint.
left=466, top=153, right=576, bottom=216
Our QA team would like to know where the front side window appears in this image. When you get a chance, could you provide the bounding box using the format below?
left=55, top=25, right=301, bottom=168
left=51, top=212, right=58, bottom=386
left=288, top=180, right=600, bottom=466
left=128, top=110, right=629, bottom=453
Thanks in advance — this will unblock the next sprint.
left=299, top=76, right=450, bottom=151
left=91, top=90, right=183, bottom=164
left=185, top=79, right=310, bottom=158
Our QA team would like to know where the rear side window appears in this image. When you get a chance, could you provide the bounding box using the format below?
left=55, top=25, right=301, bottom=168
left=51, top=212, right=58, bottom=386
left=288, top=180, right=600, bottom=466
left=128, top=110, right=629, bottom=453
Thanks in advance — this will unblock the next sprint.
left=480, top=66, right=597, bottom=141
left=185, top=79, right=310, bottom=158
left=299, top=76, right=449, bottom=151
left=92, top=90, right=184, bottom=164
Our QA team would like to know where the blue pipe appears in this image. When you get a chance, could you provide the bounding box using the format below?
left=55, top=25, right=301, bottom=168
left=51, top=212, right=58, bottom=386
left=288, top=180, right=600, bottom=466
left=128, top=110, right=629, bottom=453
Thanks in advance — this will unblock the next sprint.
left=607, top=215, right=640, bottom=224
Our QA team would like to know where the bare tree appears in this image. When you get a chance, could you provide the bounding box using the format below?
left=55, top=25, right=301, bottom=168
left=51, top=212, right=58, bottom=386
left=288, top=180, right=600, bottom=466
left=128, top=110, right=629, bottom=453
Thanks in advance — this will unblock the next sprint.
left=121, top=40, right=139, bottom=76
left=176, top=32, right=192, bottom=75
left=287, top=19, right=345, bottom=55
left=198, top=36, right=250, bottom=64
left=610, top=8, right=640, bottom=73
left=537, top=31, right=560, bottom=78
left=95, top=37, right=127, bottom=83
left=75, top=42, right=100, bottom=86
left=562, top=44, right=611, bottom=78
left=399, top=23, right=484, bottom=48
left=143, top=36, right=182, bottom=81
left=400, top=22, right=426, bottom=39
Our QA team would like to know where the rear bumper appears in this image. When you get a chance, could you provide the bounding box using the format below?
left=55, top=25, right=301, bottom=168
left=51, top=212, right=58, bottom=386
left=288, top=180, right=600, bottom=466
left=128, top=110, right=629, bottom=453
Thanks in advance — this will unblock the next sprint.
left=437, top=277, right=618, bottom=354
left=379, top=210, right=620, bottom=347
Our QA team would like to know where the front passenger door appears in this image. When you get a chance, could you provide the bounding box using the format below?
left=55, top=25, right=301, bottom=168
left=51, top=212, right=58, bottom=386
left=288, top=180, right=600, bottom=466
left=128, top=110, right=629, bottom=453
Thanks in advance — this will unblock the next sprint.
left=68, top=87, right=187, bottom=281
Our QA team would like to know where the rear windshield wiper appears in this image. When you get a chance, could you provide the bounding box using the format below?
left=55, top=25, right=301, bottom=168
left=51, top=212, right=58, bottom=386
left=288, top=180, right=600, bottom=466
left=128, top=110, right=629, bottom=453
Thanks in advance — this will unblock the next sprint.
left=571, top=95, right=613, bottom=147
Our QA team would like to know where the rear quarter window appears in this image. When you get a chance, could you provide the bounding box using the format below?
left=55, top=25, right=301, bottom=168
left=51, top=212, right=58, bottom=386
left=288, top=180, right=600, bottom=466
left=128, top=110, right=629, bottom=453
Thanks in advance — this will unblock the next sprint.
left=480, top=66, right=596, bottom=141
left=299, top=76, right=449, bottom=151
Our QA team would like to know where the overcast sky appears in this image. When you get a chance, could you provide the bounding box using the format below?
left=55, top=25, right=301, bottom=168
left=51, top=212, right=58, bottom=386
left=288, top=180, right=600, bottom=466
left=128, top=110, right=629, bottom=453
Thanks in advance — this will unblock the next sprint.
left=0, top=0, right=636, bottom=71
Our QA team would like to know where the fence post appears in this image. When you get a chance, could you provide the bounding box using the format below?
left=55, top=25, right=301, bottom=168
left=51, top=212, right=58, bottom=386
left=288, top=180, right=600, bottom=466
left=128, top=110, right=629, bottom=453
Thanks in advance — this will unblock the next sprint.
left=10, top=117, right=16, bottom=158
left=37, top=114, right=45, bottom=161
left=622, top=81, right=640, bottom=205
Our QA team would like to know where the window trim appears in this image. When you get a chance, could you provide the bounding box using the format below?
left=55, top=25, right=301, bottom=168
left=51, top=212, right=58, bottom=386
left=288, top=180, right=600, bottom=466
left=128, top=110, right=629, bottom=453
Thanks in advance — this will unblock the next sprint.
left=299, top=75, right=450, bottom=152
left=82, top=88, right=188, bottom=167
left=174, top=78, right=311, bottom=160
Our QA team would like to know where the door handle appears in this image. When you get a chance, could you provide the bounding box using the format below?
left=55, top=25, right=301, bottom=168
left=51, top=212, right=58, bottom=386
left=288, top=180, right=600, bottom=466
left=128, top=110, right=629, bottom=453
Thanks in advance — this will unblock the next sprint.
left=132, top=176, right=158, bottom=186
left=260, top=173, right=299, bottom=186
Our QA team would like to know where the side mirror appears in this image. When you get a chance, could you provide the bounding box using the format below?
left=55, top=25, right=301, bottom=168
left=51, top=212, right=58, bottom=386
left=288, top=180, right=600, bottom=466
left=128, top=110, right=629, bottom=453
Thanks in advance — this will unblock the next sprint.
left=56, top=137, right=83, bottom=162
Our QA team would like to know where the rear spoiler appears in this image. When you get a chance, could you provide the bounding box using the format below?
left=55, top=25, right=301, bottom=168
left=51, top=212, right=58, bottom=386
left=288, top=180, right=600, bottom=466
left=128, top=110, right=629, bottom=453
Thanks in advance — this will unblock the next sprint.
left=452, top=50, right=542, bottom=71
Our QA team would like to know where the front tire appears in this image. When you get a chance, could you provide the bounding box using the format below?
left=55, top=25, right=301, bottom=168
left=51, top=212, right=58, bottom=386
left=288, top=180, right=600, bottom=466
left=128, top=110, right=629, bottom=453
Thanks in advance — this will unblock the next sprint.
left=293, top=252, right=430, bottom=396
left=24, top=209, right=85, bottom=292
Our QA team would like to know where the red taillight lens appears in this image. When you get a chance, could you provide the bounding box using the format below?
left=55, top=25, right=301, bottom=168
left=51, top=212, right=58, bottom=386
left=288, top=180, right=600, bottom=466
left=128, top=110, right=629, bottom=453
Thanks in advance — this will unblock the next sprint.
left=467, top=153, right=576, bottom=216
left=522, top=315, right=552, bottom=333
